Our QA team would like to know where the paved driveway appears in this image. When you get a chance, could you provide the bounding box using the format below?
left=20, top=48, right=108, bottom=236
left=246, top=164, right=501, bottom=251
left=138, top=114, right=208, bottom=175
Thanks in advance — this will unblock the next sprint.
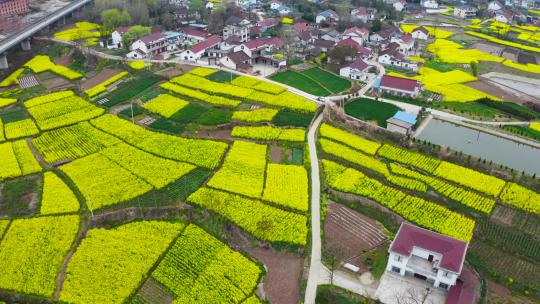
left=375, top=272, right=447, bottom=304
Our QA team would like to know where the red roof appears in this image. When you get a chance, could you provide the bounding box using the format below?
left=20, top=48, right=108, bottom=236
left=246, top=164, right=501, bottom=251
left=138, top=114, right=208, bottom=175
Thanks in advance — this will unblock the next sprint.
left=413, top=26, right=429, bottom=35
left=140, top=32, right=166, bottom=44
left=182, top=28, right=209, bottom=38
left=445, top=281, right=475, bottom=304
left=293, top=22, right=311, bottom=32
left=189, top=35, right=221, bottom=53
left=345, top=58, right=368, bottom=70
left=243, top=37, right=282, bottom=50
left=353, top=7, right=367, bottom=16
left=115, top=26, right=133, bottom=35
left=258, top=17, right=280, bottom=28
left=337, top=37, right=361, bottom=48
left=390, top=223, right=468, bottom=273
left=343, top=26, right=368, bottom=36
left=401, top=34, right=413, bottom=43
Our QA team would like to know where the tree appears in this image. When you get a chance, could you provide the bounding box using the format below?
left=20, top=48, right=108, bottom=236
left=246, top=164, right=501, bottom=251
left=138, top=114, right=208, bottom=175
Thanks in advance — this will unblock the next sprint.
left=470, top=61, right=478, bottom=76
left=207, top=10, right=226, bottom=34
left=122, top=25, right=151, bottom=50
left=371, top=19, right=382, bottom=33
left=323, top=245, right=345, bottom=285
left=101, top=9, right=131, bottom=33
left=329, top=45, right=357, bottom=65
left=394, top=287, right=435, bottom=304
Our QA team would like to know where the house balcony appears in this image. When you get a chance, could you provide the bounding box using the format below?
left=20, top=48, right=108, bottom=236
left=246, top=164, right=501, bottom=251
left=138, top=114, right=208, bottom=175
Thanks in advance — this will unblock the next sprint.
left=406, top=256, right=438, bottom=278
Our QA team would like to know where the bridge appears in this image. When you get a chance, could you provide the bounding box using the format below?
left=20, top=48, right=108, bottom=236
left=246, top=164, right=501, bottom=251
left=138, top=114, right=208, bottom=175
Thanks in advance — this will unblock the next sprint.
left=0, top=0, right=92, bottom=69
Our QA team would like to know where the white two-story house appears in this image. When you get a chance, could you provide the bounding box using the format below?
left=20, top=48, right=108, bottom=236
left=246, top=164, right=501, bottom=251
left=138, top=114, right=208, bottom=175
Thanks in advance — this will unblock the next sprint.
left=386, top=223, right=468, bottom=291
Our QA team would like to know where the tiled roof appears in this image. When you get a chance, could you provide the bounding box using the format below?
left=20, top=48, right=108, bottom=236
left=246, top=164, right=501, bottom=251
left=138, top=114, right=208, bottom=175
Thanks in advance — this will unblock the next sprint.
left=345, top=58, right=368, bottom=70
left=343, top=26, right=368, bottom=36
left=141, top=32, right=166, bottom=44
left=226, top=50, right=251, bottom=63
left=401, top=34, right=413, bottom=43
left=445, top=281, right=475, bottom=304
left=390, top=223, right=468, bottom=273
left=413, top=26, right=429, bottom=35
left=115, top=26, right=134, bottom=35
left=244, top=37, right=282, bottom=49
left=189, top=35, right=221, bottom=53
left=258, top=17, right=280, bottom=27
left=182, top=28, right=208, bottom=38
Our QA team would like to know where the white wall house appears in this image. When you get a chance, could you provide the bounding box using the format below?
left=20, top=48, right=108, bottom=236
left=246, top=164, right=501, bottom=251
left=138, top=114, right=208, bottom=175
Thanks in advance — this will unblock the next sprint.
left=488, top=0, right=503, bottom=11
left=422, top=0, right=439, bottom=8
left=454, top=5, right=477, bottom=18
left=495, top=12, right=512, bottom=23
left=378, top=74, right=422, bottom=97
left=411, top=26, right=429, bottom=40
left=343, top=26, right=369, bottom=45
left=339, top=58, right=370, bottom=81
left=378, top=54, right=419, bottom=71
left=386, top=223, right=468, bottom=291
left=179, top=35, right=221, bottom=61
left=393, top=0, right=406, bottom=11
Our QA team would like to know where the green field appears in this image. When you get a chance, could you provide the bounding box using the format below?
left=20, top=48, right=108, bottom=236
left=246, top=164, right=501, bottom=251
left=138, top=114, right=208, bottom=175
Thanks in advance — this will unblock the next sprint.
left=271, top=67, right=351, bottom=96
left=344, top=98, right=401, bottom=127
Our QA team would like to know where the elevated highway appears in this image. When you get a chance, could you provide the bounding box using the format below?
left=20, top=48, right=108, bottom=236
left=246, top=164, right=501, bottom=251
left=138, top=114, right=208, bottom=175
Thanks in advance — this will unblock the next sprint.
left=0, top=0, right=92, bottom=69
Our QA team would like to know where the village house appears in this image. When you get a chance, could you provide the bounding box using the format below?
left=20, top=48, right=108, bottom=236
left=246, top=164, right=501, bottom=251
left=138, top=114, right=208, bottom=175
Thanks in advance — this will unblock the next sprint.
left=316, top=9, right=339, bottom=24
left=127, top=32, right=167, bottom=59
left=386, top=111, right=417, bottom=135
left=257, top=18, right=280, bottom=32
left=393, top=0, right=406, bottom=12
left=369, top=27, right=399, bottom=43
left=378, top=43, right=419, bottom=71
left=453, top=5, right=478, bottom=18
left=386, top=223, right=468, bottom=291
left=109, top=26, right=133, bottom=49
left=181, top=28, right=210, bottom=44
left=179, top=35, right=221, bottom=61
left=339, top=58, right=371, bottom=81
left=320, top=29, right=341, bottom=42
left=223, top=24, right=250, bottom=43
left=337, top=38, right=373, bottom=60
left=378, top=74, right=422, bottom=97
left=495, top=11, right=513, bottom=23
left=411, top=26, right=430, bottom=40
left=220, top=50, right=252, bottom=71
left=422, top=0, right=439, bottom=9
left=488, top=0, right=504, bottom=11
left=390, top=34, right=415, bottom=55
left=233, top=37, right=283, bottom=57
left=351, top=7, right=375, bottom=23
left=342, top=26, right=369, bottom=45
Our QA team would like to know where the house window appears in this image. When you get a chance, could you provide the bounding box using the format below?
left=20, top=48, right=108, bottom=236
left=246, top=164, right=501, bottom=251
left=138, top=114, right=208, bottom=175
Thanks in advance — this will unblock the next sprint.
left=391, top=266, right=401, bottom=273
left=442, top=271, right=450, bottom=278
left=394, top=255, right=402, bottom=262
left=439, top=283, right=449, bottom=290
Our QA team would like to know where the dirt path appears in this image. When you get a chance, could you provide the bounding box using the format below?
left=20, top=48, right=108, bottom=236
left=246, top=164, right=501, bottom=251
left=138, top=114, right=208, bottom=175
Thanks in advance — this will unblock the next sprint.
left=54, top=220, right=89, bottom=300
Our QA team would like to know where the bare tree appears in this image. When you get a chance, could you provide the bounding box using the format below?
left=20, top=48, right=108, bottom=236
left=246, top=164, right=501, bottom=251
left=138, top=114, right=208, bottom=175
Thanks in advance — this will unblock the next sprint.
left=323, top=244, right=345, bottom=285
left=394, top=287, right=435, bottom=304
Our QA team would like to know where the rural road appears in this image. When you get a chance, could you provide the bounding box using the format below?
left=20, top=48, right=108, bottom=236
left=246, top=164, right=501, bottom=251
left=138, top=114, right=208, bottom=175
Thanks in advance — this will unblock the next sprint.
left=304, top=112, right=324, bottom=304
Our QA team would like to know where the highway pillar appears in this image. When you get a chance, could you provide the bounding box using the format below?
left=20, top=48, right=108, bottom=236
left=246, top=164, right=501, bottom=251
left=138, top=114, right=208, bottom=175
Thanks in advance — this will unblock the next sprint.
left=21, top=38, right=31, bottom=51
left=0, top=53, right=8, bottom=70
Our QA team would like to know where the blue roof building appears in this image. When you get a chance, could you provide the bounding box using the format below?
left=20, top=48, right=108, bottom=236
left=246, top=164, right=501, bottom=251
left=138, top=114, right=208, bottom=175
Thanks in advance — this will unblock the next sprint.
left=386, top=111, right=417, bottom=135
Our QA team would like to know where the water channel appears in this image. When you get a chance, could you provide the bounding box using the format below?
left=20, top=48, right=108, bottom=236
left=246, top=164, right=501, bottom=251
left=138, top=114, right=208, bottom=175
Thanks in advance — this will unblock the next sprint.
left=416, top=119, right=540, bottom=176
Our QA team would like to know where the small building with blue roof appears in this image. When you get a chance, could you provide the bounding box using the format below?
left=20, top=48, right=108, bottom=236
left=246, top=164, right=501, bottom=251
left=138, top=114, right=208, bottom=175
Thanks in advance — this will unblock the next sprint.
left=386, top=111, right=417, bottom=135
